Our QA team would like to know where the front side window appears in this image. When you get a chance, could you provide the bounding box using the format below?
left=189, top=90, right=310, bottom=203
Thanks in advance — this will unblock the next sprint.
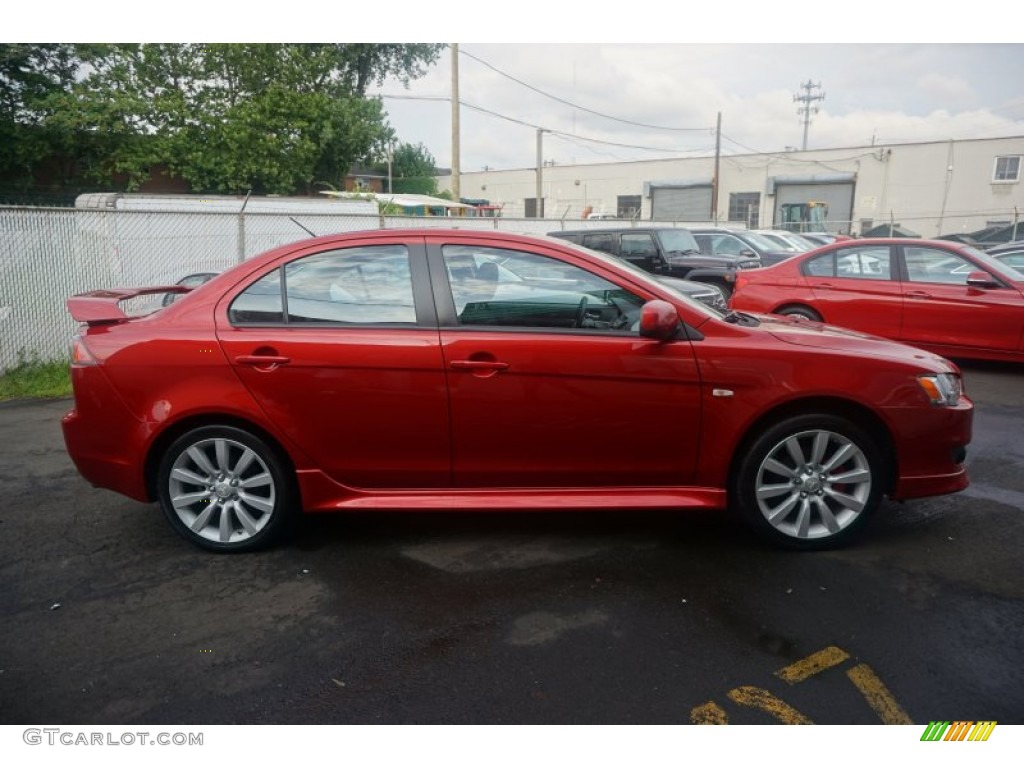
left=903, top=247, right=975, bottom=285
left=620, top=233, right=657, bottom=259
left=442, top=245, right=644, bottom=332
left=710, top=234, right=745, bottom=255
left=229, top=245, right=416, bottom=325
left=993, top=155, right=1021, bottom=183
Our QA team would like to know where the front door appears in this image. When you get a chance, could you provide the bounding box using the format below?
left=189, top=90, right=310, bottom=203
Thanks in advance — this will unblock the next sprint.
left=898, top=245, right=1024, bottom=355
left=429, top=240, right=703, bottom=488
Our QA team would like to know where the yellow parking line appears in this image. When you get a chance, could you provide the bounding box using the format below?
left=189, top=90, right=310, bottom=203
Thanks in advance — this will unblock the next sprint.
left=846, top=664, right=913, bottom=724
left=775, top=646, right=850, bottom=684
left=690, top=701, right=729, bottom=724
left=727, top=686, right=814, bottom=724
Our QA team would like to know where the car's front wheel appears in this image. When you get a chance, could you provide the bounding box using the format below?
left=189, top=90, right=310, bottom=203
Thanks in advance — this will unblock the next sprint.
left=157, top=425, right=296, bottom=552
left=732, top=415, right=884, bottom=550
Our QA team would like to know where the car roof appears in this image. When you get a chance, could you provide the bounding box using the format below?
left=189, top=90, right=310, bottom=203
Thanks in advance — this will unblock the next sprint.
left=550, top=227, right=688, bottom=235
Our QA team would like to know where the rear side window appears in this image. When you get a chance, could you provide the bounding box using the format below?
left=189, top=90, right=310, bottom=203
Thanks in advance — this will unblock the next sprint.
left=834, top=246, right=891, bottom=280
left=582, top=233, right=617, bottom=255
left=805, top=246, right=892, bottom=279
left=229, top=269, right=285, bottom=323
left=229, top=245, right=416, bottom=325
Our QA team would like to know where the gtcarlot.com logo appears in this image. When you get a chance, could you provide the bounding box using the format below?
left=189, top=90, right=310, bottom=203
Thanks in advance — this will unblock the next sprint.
left=23, top=729, right=203, bottom=746
left=920, top=721, right=997, bottom=742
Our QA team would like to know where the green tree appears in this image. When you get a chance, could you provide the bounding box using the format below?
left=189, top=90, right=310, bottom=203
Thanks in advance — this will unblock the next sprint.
left=0, top=44, right=445, bottom=196
left=391, top=141, right=439, bottom=195
left=0, top=44, right=95, bottom=193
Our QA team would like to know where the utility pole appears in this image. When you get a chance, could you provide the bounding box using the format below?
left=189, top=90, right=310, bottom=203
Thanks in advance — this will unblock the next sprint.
left=450, top=44, right=461, bottom=205
left=535, top=128, right=545, bottom=218
left=386, top=142, right=393, bottom=194
left=711, top=111, right=721, bottom=221
left=794, top=80, right=825, bottom=151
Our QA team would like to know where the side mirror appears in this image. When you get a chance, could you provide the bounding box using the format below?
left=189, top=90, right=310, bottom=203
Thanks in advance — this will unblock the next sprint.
left=966, top=270, right=1000, bottom=289
left=639, top=300, right=681, bottom=341
left=740, top=249, right=758, bottom=258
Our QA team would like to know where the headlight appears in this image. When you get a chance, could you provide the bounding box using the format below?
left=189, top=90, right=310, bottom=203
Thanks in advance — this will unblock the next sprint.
left=917, top=373, right=963, bottom=406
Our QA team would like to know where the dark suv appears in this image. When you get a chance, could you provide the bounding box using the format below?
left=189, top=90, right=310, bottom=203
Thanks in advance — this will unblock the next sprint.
left=548, top=227, right=760, bottom=296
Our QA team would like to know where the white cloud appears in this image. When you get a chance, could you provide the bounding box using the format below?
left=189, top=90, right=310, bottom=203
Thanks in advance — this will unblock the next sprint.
left=377, top=44, right=1024, bottom=171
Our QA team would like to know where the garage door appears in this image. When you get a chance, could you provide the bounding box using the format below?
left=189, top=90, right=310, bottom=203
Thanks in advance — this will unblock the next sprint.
left=651, top=185, right=712, bottom=221
left=772, top=175, right=855, bottom=233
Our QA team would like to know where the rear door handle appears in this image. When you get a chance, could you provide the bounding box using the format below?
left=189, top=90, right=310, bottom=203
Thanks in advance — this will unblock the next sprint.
left=812, top=282, right=835, bottom=290
left=235, top=354, right=291, bottom=367
left=451, top=359, right=509, bottom=371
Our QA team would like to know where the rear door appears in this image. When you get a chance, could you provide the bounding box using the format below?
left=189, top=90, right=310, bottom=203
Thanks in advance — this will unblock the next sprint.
left=215, top=236, right=451, bottom=489
left=801, top=244, right=903, bottom=337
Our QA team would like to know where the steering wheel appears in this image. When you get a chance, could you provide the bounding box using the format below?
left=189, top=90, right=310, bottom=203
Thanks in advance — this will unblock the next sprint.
left=574, top=296, right=590, bottom=328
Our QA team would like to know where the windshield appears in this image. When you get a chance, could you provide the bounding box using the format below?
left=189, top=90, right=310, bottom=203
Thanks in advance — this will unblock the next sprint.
left=657, top=229, right=701, bottom=253
left=758, top=232, right=802, bottom=252
left=742, top=231, right=786, bottom=250
left=547, top=235, right=724, bottom=320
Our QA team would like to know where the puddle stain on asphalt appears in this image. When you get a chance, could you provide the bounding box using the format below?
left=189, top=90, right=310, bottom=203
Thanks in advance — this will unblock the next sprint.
left=401, top=536, right=608, bottom=573
left=506, top=610, right=609, bottom=646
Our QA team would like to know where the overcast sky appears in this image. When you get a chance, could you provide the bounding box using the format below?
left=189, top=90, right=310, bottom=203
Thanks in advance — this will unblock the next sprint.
left=376, top=43, right=1024, bottom=173
left=15, top=4, right=1024, bottom=176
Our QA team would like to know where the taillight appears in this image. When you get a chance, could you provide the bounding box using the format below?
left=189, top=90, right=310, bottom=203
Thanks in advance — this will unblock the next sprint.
left=70, top=335, right=98, bottom=367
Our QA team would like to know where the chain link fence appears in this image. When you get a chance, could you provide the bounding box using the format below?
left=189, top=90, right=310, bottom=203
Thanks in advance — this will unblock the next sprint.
left=0, top=205, right=707, bottom=372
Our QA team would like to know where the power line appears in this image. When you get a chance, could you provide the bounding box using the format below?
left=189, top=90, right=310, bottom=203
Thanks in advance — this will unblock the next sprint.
left=457, top=47, right=712, bottom=134
left=379, top=93, right=711, bottom=157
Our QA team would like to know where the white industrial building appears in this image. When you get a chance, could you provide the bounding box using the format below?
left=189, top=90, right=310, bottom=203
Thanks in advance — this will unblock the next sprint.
left=441, top=135, right=1024, bottom=238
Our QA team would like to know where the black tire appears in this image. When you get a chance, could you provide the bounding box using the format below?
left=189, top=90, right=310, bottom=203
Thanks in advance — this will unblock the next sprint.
left=731, top=414, right=883, bottom=550
left=776, top=305, right=822, bottom=322
left=157, top=425, right=296, bottom=553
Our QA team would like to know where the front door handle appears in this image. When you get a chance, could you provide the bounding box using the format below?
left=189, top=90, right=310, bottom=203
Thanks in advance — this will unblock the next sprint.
left=905, top=290, right=931, bottom=300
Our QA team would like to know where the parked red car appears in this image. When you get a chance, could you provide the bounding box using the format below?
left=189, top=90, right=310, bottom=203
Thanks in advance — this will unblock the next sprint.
left=62, top=229, right=972, bottom=553
left=730, top=238, right=1024, bottom=363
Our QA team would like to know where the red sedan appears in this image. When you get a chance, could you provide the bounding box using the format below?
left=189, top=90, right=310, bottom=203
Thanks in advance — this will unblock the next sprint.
left=62, top=229, right=972, bottom=552
left=730, top=238, right=1024, bottom=362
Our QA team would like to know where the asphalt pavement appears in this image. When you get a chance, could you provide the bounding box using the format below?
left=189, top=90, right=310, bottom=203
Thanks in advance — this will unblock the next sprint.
left=1, top=362, right=1022, bottom=725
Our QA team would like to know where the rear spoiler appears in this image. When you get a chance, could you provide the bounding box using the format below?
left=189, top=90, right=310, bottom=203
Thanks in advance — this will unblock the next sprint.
left=67, top=286, right=190, bottom=326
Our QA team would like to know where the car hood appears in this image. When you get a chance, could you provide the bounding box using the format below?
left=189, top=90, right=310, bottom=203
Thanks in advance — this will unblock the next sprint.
left=755, top=313, right=955, bottom=369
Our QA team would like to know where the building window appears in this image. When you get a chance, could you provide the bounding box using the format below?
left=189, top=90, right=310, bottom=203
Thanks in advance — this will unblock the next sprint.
left=617, top=195, right=641, bottom=218
left=993, top=156, right=1021, bottom=183
left=728, top=192, right=760, bottom=228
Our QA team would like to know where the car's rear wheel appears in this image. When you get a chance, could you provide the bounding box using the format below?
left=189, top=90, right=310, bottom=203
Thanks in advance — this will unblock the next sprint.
left=157, top=425, right=295, bottom=553
left=733, top=415, right=883, bottom=550
left=776, top=305, right=822, bottom=322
